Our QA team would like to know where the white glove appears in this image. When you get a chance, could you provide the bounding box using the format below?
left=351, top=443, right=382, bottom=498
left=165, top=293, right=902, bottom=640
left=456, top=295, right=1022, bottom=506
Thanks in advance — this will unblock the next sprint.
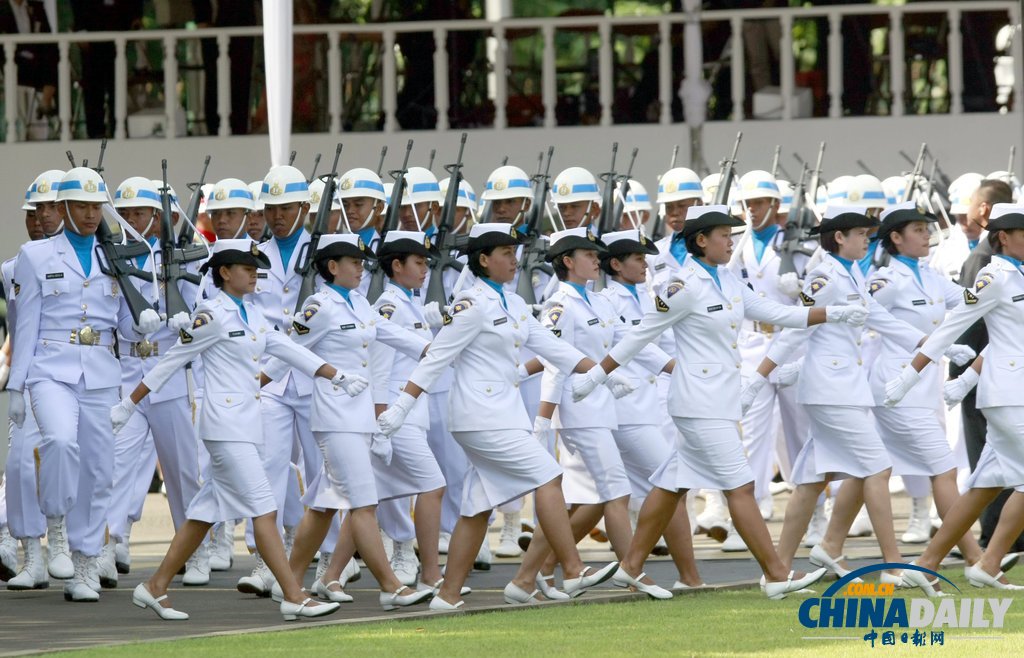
left=884, top=367, right=921, bottom=407
left=777, top=272, right=802, bottom=299
left=370, top=433, right=393, bottom=465
left=571, top=364, right=609, bottom=402
left=605, top=372, right=636, bottom=399
left=134, top=308, right=161, bottom=335
left=943, top=344, right=977, bottom=367
left=740, top=373, right=769, bottom=416
left=825, top=305, right=869, bottom=327
left=377, top=391, right=416, bottom=436
left=775, top=359, right=802, bottom=388
left=943, top=368, right=980, bottom=410
left=167, top=311, right=192, bottom=332
left=331, top=372, right=369, bottom=397
left=110, top=397, right=138, bottom=434
left=422, top=301, right=446, bottom=329
left=8, top=390, right=25, bottom=428
left=533, top=415, right=552, bottom=444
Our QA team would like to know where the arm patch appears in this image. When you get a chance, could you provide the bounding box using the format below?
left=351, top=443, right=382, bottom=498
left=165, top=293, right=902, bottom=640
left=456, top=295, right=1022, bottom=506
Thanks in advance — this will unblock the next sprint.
left=974, top=273, right=994, bottom=293
left=666, top=281, right=685, bottom=298
left=300, top=302, right=321, bottom=323
left=542, top=304, right=564, bottom=329
left=655, top=296, right=670, bottom=312
left=191, top=311, right=213, bottom=330
left=868, top=279, right=889, bottom=296
left=377, top=303, right=396, bottom=320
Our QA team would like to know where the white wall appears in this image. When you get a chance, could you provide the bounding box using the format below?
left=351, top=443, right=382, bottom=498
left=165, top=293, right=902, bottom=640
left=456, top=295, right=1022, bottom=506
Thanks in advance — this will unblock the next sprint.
left=2, top=112, right=1021, bottom=262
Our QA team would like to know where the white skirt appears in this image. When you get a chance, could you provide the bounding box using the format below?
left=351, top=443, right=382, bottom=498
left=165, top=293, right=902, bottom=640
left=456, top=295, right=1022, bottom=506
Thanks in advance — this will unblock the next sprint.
left=967, top=407, right=1024, bottom=491
left=186, top=441, right=277, bottom=524
left=873, top=406, right=957, bottom=477
left=373, top=424, right=446, bottom=500
left=613, top=424, right=671, bottom=499
left=302, top=431, right=378, bottom=511
left=791, top=405, right=892, bottom=484
left=453, top=429, right=563, bottom=517
left=649, top=417, right=754, bottom=493
left=558, top=427, right=632, bottom=505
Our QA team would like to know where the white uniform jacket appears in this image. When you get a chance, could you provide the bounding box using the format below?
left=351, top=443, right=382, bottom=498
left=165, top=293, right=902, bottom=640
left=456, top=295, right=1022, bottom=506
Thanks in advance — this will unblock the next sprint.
left=143, top=291, right=325, bottom=443
left=919, top=256, right=1024, bottom=410
left=867, top=258, right=963, bottom=408
left=372, top=283, right=436, bottom=429
left=265, top=286, right=429, bottom=433
left=597, top=279, right=671, bottom=423
left=646, top=234, right=686, bottom=296
left=118, top=249, right=204, bottom=403
left=766, top=253, right=926, bottom=407
left=253, top=231, right=314, bottom=397
left=406, top=282, right=586, bottom=433
left=609, top=260, right=810, bottom=421
left=9, top=233, right=141, bottom=392
left=540, top=281, right=670, bottom=430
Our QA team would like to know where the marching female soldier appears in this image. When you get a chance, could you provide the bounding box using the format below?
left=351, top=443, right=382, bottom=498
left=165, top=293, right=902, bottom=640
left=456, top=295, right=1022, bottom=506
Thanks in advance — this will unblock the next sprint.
left=576, top=205, right=867, bottom=598
left=528, top=226, right=672, bottom=598
left=112, top=239, right=351, bottom=621
left=267, top=234, right=434, bottom=611
left=377, top=223, right=618, bottom=610
left=886, top=204, right=1024, bottom=593
left=750, top=206, right=972, bottom=583
left=8, top=167, right=162, bottom=601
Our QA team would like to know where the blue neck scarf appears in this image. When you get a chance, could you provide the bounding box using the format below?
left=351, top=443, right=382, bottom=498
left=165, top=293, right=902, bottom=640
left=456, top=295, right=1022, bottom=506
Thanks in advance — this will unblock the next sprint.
left=226, top=293, right=248, bottom=324
left=894, top=254, right=923, bottom=285
left=567, top=281, right=590, bottom=304
left=695, top=257, right=721, bottom=289
left=65, top=231, right=95, bottom=277
left=752, top=224, right=780, bottom=264
left=856, top=238, right=880, bottom=276
left=328, top=282, right=353, bottom=308
left=275, top=229, right=304, bottom=271
left=425, top=225, right=437, bottom=239
left=620, top=281, right=640, bottom=302
left=669, top=232, right=688, bottom=266
left=357, top=227, right=376, bottom=247
left=968, top=239, right=979, bottom=251
left=833, top=254, right=856, bottom=275
left=516, top=224, right=529, bottom=235
left=481, top=277, right=507, bottom=310
left=135, top=236, right=158, bottom=269
left=996, top=254, right=1023, bottom=270
left=394, top=283, right=414, bottom=300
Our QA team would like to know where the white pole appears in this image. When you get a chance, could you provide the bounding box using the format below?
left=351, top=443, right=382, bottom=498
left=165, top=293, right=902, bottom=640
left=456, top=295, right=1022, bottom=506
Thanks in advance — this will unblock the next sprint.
left=263, top=0, right=294, bottom=166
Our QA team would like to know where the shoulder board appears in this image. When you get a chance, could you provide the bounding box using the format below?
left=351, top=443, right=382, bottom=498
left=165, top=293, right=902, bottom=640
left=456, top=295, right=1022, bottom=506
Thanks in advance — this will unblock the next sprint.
left=377, top=303, right=397, bottom=320
left=655, top=295, right=670, bottom=312
left=666, top=280, right=685, bottom=298
left=868, top=278, right=889, bottom=296
left=292, top=321, right=310, bottom=335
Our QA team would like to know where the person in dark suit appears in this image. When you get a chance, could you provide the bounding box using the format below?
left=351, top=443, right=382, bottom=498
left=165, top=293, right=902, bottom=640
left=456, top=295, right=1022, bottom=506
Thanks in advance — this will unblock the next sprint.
left=69, top=0, right=144, bottom=139
left=193, top=0, right=260, bottom=136
left=953, top=179, right=1016, bottom=550
left=0, top=0, right=57, bottom=138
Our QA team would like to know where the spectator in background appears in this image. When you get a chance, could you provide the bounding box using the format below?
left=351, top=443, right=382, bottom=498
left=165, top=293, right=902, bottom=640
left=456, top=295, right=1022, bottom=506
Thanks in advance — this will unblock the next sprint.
left=194, top=0, right=260, bottom=136
left=69, top=0, right=144, bottom=139
left=0, top=0, right=57, bottom=140
left=737, top=1, right=785, bottom=94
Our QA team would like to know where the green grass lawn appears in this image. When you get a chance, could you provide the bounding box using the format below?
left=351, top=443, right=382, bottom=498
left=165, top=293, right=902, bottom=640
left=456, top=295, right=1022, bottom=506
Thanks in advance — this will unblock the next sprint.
left=51, top=571, right=1024, bottom=657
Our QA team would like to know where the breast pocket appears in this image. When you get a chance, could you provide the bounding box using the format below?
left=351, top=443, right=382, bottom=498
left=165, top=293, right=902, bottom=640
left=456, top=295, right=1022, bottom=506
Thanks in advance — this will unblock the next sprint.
left=994, top=357, right=1024, bottom=373
left=41, top=279, right=69, bottom=297
left=210, top=393, right=246, bottom=409
left=474, top=380, right=507, bottom=397
left=823, top=356, right=849, bottom=370
left=686, top=363, right=722, bottom=379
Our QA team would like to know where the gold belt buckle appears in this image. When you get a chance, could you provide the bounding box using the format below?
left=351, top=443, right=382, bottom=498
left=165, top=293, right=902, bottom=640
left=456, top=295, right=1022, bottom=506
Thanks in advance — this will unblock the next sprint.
left=759, top=322, right=775, bottom=336
left=77, top=325, right=99, bottom=345
left=135, top=339, right=155, bottom=358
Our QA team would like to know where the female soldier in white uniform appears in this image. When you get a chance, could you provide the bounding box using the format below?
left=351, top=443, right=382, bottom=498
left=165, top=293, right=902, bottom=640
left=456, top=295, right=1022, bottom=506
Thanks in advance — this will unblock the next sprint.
left=377, top=223, right=618, bottom=610
left=751, top=206, right=966, bottom=583
left=887, top=204, right=1024, bottom=594
left=577, top=205, right=865, bottom=599
left=8, top=167, right=161, bottom=602
left=531, top=226, right=671, bottom=597
left=113, top=239, right=348, bottom=621
left=267, top=234, right=433, bottom=611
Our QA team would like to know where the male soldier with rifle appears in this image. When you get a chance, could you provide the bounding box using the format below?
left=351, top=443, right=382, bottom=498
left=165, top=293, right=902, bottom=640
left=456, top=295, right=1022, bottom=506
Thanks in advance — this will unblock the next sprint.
left=368, top=141, right=414, bottom=303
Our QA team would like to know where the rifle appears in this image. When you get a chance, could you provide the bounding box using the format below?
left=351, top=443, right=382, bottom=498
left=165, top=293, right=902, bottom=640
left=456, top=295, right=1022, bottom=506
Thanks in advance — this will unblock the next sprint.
left=307, top=153, right=322, bottom=183
left=176, top=155, right=211, bottom=248
left=516, top=146, right=555, bottom=306
left=713, top=132, right=742, bottom=206
left=375, top=146, right=388, bottom=177
left=158, top=159, right=207, bottom=322
left=770, top=145, right=781, bottom=178
left=604, top=147, right=638, bottom=237
left=69, top=142, right=155, bottom=322
left=596, top=143, right=619, bottom=235
left=427, top=149, right=437, bottom=171
left=805, top=141, right=825, bottom=214
left=901, top=143, right=927, bottom=203
left=424, top=133, right=468, bottom=305
left=288, top=150, right=297, bottom=166
left=777, top=164, right=816, bottom=276
left=367, top=139, right=414, bottom=302
left=1009, top=145, right=1017, bottom=179
left=292, top=143, right=343, bottom=313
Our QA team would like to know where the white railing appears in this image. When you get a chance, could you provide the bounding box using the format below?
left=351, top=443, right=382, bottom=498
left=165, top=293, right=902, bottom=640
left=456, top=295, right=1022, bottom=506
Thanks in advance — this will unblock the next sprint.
left=0, top=0, right=1019, bottom=142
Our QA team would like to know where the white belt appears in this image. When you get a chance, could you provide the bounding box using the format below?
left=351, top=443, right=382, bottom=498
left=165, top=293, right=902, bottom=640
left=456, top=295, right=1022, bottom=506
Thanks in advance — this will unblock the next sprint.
left=38, top=327, right=114, bottom=347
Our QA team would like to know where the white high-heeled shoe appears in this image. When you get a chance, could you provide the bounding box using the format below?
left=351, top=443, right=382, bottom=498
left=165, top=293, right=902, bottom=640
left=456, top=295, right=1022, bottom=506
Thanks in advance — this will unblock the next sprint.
left=314, top=579, right=354, bottom=603
left=671, top=581, right=708, bottom=592
left=280, top=597, right=340, bottom=621
left=809, top=545, right=863, bottom=583
left=428, top=596, right=465, bottom=611
left=762, top=568, right=827, bottom=600
left=132, top=583, right=189, bottom=621
left=535, top=573, right=570, bottom=600
left=379, top=585, right=431, bottom=611
left=900, top=563, right=948, bottom=598
left=965, top=563, right=1024, bottom=590
left=611, top=568, right=673, bottom=600
left=503, top=581, right=541, bottom=605
left=563, top=562, right=618, bottom=598
left=417, top=578, right=471, bottom=596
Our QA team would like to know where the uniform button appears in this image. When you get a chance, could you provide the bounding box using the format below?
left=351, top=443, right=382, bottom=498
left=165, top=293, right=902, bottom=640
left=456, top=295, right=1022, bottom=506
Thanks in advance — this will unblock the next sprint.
left=333, top=385, right=339, bottom=391
left=513, top=323, right=519, bottom=329
left=485, top=386, right=492, bottom=393
left=254, top=374, right=260, bottom=380
left=730, top=323, right=736, bottom=329
left=856, top=340, right=862, bottom=346
left=735, top=363, right=741, bottom=369
left=82, top=281, right=89, bottom=287
left=514, top=342, right=520, bottom=348
left=832, top=360, right=838, bottom=366
left=284, top=286, right=290, bottom=293
left=731, top=343, right=737, bottom=349
left=901, top=364, right=907, bottom=369
left=514, top=361, right=520, bottom=367
left=255, top=393, right=260, bottom=400
left=858, top=359, right=863, bottom=366
left=361, top=360, right=367, bottom=367
left=1012, top=361, right=1017, bottom=367
left=702, top=368, right=708, bottom=374
left=81, top=304, right=87, bottom=310
left=933, top=320, right=939, bottom=325
left=603, top=342, right=609, bottom=348
left=514, top=382, right=520, bottom=388
left=929, top=301, right=934, bottom=305
left=600, top=321, right=606, bottom=327
left=520, top=315, right=526, bottom=320
left=251, top=335, right=257, bottom=341
left=756, top=272, right=763, bottom=279
left=252, top=356, right=258, bottom=362
left=225, top=397, right=232, bottom=403
left=81, top=316, right=87, bottom=322
left=362, top=342, right=368, bottom=348
left=360, top=323, right=365, bottom=328
left=648, top=376, right=655, bottom=384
